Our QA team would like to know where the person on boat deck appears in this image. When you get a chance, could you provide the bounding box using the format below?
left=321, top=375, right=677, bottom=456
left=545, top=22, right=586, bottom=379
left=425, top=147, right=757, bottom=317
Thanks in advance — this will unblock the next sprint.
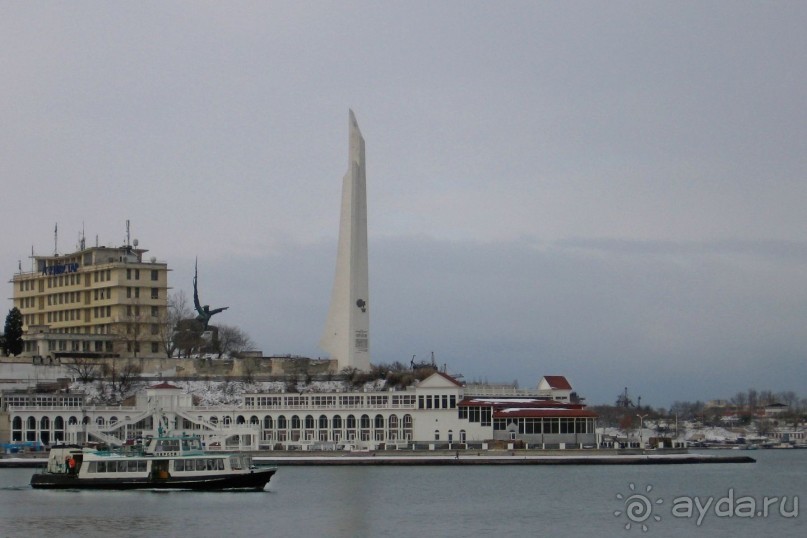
left=67, top=456, right=76, bottom=474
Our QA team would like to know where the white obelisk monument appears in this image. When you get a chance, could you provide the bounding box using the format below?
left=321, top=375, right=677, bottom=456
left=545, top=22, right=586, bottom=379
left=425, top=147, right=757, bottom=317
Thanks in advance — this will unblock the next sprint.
left=320, top=110, right=370, bottom=371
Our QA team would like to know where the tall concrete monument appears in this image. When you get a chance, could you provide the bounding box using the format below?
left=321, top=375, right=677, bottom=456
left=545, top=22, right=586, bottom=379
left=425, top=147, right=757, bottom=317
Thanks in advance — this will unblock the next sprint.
left=320, top=110, right=370, bottom=371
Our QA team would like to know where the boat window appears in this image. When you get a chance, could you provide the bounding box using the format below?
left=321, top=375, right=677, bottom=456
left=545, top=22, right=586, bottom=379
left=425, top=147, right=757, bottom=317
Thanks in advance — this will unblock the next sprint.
left=127, top=461, right=139, bottom=472
left=230, top=456, right=242, bottom=470
left=88, top=462, right=97, bottom=473
left=138, top=461, right=147, bottom=472
left=97, top=461, right=107, bottom=472
left=117, top=461, right=128, bottom=472
left=174, top=460, right=185, bottom=472
left=196, top=459, right=206, bottom=471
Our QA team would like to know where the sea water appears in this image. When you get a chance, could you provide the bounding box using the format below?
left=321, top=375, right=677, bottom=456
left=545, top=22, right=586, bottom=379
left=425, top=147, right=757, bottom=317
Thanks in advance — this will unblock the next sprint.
left=0, top=449, right=804, bottom=537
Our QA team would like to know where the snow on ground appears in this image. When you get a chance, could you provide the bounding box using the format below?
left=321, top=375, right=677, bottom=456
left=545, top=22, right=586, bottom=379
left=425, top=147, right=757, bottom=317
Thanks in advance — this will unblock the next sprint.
left=685, top=426, right=739, bottom=442
left=72, top=378, right=391, bottom=406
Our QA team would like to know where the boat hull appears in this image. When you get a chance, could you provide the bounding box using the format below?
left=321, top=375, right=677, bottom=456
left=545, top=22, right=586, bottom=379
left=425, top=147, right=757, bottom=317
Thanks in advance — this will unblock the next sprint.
left=30, top=468, right=276, bottom=491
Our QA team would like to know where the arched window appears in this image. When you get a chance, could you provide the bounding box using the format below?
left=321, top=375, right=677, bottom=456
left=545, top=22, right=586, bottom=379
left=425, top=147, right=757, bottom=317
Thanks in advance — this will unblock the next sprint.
left=434, top=430, right=440, bottom=441
left=40, top=416, right=50, bottom=429
left=346, top=415, right=356, bottom=429
left=387, top=414, right=399, bottom=440
left=223, top=416, right=232, bottom=426
left=210, top=417, right=218, bottom=425
left=291, top=415, right=301, bottom=429
left=109, top=416, right=118, bottom=425
left=250, top=415, right=259, bottom=425
left=27, top=416, right=36, bottom=430
left=374, top=414, right=384, bottom=429
left=305, top=415, right=315, bottom=429
left=332, top=415, right=343, bottom=429
left=264, top=416, right=274, bottom=429
left=68, top=416, right=78, bottom=425
left=11, top=417, right=22, bottom=442
left=403, top=414, right=413, bottom=441
left=277, top=415, right=287, bottom=429
left=96, top=417, right=105, bottom=427
left=318, top=415, right=328, bottom=429
left=360, top=414, right=371, bottom=429
left=236, top=415, right=246, bottom=425
left=82, top=417, right=90, bottom=425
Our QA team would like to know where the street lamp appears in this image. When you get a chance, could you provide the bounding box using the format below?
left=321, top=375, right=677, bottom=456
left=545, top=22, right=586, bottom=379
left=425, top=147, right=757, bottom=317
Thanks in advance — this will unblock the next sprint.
left=636, top=414, right=648, bottom=448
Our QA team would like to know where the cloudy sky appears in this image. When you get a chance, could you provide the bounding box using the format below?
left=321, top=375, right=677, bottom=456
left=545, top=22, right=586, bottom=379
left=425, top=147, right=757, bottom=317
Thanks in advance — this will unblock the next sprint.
left=3, top=1, right=806, bottom=407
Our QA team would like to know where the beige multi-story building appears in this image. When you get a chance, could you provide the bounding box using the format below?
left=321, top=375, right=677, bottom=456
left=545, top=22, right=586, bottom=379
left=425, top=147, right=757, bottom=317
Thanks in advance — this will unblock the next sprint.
left=9, top=241, right=169, bottom=361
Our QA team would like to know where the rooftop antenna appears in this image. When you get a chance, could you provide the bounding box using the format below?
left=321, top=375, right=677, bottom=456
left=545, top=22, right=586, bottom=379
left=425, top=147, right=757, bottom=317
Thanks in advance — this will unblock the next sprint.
left=125, top=219, right=131, bottom=247
left=53, top=223, right=58, bottom=256
left=80, top=222, right=86, bottom=250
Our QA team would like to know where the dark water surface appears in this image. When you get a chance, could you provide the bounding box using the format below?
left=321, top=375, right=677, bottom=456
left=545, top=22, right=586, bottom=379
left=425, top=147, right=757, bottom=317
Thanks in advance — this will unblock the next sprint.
left=1, top=450, right=804, bottom=537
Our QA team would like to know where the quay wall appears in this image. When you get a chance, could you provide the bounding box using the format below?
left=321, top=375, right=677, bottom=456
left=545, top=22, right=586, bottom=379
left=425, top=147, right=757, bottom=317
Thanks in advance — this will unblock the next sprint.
left=0, top=356, right=338, bottom=384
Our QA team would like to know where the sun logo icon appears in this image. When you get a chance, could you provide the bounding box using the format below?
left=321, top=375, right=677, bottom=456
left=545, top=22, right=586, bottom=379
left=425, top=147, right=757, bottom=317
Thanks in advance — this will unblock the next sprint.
left=614, top=483, right=663, bottom=531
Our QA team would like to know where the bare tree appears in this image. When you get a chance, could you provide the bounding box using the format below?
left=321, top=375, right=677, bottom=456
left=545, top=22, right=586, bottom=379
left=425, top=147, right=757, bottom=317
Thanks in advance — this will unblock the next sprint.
left=101, top=360, right=143, bottom=397
left=162, top=290, right=193, bottom=358
left=214, top=325, right=254, bottom=359
left=747, top=389, right=758, bottom=413
left=116, top=361, right=142, bottom=394
left=758, top=390, right=775, bottom=407
left=63, top=357, right=101, bottom=383
left=731, top=391, right=748, bottom=414
left=112, top=301, right=146, bottom=358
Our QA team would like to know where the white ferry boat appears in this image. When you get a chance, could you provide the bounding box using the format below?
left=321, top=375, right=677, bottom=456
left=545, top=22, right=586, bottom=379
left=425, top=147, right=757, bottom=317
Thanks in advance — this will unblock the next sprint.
left=30, top=435, right=276, bottom=490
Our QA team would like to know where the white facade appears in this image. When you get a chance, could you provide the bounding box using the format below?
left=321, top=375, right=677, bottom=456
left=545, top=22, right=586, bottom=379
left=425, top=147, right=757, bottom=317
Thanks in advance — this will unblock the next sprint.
left=5, top=373, right=596, bottom=450
left=320, top=110, right=370, bottom=372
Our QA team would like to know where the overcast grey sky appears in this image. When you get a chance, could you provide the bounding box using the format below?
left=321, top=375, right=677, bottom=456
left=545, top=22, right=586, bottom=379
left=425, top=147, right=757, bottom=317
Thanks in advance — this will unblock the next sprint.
left=3, top=1, right=806, bottom=406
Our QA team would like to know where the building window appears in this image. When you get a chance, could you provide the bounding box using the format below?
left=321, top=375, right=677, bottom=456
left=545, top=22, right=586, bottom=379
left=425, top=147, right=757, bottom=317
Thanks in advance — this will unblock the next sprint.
left=151, top=270, right=158, bottom=281
left=151, top=288, right=158, bottom=299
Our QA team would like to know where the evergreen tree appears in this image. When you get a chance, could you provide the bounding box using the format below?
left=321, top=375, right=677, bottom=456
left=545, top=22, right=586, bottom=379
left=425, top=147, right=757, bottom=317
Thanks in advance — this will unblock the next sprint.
left=3, top=307, right=23, bottom=356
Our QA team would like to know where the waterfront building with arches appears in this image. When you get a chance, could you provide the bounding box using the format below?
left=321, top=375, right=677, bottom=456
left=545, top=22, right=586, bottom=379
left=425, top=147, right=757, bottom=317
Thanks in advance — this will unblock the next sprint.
left=2, top=374, right=597, bottom=451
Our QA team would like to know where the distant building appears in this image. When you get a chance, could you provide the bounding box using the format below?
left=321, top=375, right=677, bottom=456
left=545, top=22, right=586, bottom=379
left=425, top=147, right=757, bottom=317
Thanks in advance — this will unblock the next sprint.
left=9, top=238, right=169, bottom=361
left=764, top=402, right=789, bottom=416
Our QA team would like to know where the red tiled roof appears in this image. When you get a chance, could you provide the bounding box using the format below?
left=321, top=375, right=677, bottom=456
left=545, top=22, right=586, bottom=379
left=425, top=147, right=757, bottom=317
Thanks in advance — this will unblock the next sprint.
left=543, top=376, right=572, bottom=390
left=150, top=382, right=180, bottom=390
left=493, top=408, right=598, bottom=419
left=458, top=398, right=586, bottom=410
